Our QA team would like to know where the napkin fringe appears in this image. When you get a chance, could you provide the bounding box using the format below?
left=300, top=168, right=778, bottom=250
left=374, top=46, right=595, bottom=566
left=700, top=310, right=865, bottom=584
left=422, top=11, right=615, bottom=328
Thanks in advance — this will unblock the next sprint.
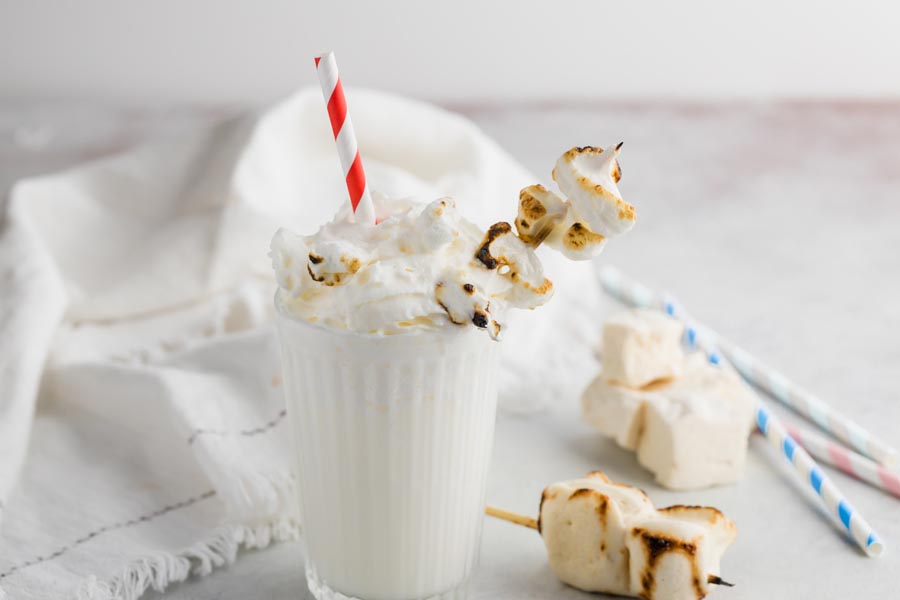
left=72, top=518, right=301, bottom=600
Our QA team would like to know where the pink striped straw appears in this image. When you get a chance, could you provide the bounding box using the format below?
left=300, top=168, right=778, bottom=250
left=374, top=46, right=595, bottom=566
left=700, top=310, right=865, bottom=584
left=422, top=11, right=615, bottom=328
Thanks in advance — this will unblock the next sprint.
left=314, top=51, right=376, bottom=224
left=788, top=424, right=900, bottom=501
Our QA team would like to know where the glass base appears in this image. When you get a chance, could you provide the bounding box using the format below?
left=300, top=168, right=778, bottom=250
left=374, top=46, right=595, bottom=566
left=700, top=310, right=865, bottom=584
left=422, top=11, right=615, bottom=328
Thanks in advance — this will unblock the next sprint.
left=305, top=565, right=471, bottom=600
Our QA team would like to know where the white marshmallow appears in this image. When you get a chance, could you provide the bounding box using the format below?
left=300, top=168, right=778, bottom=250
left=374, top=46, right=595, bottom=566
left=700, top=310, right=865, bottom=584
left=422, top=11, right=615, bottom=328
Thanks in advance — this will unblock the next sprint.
left=636, top=355, right=757, bottom=489
left=602, top=309, right=685, bottom=387
left=539, top=471, right=736, bottom=600
left=552, top=145, right=636, bottom=237
left=474, top=222, right=554, bottom=309
left=582, top=354, right=757, bottom=489
left=581, top=375, right=666, bottom=451
left=434, top=275, right=502, bottom=339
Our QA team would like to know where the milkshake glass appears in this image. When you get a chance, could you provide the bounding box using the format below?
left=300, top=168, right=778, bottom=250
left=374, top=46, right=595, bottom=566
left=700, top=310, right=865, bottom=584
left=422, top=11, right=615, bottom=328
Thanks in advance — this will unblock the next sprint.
left=276, top=302, right=501, bottom=600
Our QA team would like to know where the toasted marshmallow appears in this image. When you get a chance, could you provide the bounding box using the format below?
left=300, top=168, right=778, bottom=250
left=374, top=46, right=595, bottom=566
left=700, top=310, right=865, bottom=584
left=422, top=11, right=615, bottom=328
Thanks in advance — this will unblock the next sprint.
left=545, top=211, right=608, bottom=261
left=583, top=354, right=756, bottom=489
left=475, top=222, right=553, bottom=309
left=515, top=184, right=568, bottom=246
left=552, top=145, right=636, bottom=237
left=602, top=309, right=685, bottom=387
left=435, top=276, right=502, bottom=339
left=306, top=239, right=369, bottom=287
left=539, top=471, right=736, bottom=599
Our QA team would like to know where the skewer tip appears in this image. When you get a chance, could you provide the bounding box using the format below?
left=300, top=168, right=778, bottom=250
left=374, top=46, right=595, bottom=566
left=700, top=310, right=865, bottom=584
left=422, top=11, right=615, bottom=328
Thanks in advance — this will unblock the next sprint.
left=708, top=575, right=735, bottom=587
left=615, top=141, right=624, bottom=152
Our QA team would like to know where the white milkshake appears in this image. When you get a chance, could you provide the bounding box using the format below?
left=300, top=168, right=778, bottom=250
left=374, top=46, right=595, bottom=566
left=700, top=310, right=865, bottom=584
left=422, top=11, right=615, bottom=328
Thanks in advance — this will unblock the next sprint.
left=271, top=144, right=636, bottom=600
left=272, top=195, right=553, bottom=600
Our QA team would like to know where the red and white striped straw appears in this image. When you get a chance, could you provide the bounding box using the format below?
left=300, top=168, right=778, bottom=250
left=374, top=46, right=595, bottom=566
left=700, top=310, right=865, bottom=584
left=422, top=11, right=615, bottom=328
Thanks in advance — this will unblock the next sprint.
left=788, top=424, right=900, bottom=501
left=314, top=51, right=376, bottom=224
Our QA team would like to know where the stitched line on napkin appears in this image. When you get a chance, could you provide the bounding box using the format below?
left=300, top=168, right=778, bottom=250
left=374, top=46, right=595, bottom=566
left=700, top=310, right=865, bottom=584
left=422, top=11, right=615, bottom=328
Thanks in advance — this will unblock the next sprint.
left=187, top=408, right=287, bottom=445
left=0, top=489, right=216, bottom=580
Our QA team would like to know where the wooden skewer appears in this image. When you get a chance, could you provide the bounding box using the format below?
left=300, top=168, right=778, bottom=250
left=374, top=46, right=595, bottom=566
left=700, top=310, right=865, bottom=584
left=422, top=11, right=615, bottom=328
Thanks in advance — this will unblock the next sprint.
left=707, top=575, right=734, bottom=587
left=485, top=505, right=538, bottom=530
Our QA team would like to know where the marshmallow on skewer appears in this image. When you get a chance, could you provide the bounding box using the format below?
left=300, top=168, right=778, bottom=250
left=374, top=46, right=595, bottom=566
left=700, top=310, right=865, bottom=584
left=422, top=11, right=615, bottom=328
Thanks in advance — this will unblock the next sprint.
left=545, top=210, right=608, bottom=261
left=515, top=184, right=568, bottom=246
left=516, top=183, right=608, bottom=261
left=487, top=471, right=737, bottom=600
left=516, top=144, right=632, bottom=262
left=602, top=308, right=685, bottom=388
left=435, top=276, right=502, bottom=340
left=583, top=354, right=756, bottom=489
left=540, top=472, right=736, bottom=599
left=474, top=222, right=554, bottom=308
left=552, top=144, right=636, bottom=238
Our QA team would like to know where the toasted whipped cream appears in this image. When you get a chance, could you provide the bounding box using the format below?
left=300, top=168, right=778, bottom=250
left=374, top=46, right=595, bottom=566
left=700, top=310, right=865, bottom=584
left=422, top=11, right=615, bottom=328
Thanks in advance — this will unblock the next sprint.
left=271, top=195, right=552, bottom=337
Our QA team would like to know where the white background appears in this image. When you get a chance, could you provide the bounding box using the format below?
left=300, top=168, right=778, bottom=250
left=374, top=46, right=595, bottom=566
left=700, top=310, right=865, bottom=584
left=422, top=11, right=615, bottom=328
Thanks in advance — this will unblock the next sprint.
left=2, top=0, right=900, bottom=105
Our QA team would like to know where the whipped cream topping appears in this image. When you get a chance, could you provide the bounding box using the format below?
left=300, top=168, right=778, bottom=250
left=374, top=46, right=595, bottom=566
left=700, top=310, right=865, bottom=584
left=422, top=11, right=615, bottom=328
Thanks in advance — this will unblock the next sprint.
left=271, top=145, right=635, bottom=338
left=271, top=195, right=552, bottom=337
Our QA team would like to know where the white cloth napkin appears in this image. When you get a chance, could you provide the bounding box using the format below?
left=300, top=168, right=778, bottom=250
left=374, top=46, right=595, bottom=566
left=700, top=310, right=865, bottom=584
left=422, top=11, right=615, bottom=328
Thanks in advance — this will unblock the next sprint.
left=0, top=89, right=600, bottom=600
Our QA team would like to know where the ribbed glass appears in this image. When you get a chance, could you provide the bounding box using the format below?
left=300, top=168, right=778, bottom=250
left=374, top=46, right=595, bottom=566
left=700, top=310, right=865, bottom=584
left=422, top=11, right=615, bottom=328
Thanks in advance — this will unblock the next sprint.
left=276, top=308, right=501, bottom=600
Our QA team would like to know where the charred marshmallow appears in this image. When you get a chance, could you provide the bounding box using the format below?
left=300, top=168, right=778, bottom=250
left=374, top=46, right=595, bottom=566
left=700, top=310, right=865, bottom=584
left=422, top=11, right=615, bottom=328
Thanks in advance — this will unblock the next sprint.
left=539, top=471, right=736, bottom=600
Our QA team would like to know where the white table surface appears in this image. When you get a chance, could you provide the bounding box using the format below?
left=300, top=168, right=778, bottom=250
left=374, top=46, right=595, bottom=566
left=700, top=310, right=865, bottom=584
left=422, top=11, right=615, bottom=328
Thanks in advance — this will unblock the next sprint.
left=2, top=99, right=899, bottom=599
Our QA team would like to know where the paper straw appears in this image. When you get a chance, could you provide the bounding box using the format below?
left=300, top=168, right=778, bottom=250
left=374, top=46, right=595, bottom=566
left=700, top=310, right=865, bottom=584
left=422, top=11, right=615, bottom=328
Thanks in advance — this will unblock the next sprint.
left=597, top=266, right=898, bottom=468
left=314, top=51, right=376, bottom=224
left=692, top=321, right=885, bottom=558
left=787, top=425, right=900, bottom=501
left=755, top=404, right=883, bottom=557
left=599, top=266, right=885, bottom=557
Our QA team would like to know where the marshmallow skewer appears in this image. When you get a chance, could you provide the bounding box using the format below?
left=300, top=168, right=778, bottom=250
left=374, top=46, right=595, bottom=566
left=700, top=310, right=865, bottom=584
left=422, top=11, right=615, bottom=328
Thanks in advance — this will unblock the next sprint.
left=484, top=505, right=733, bottom=588
left=314, top=51, right=376, bottom=224
left=599, top=267, right=885, bottom=558
left=597, top=267, right=897, bottom=468
left=484, top=475, right=737, bottom=599
left=787, top=425, right=900, bottom=501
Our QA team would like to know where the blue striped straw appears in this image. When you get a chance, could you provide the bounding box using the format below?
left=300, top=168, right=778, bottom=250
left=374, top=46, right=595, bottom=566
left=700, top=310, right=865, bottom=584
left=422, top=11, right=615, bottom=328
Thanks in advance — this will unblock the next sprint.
left=597, top=266, right=898, bottom=467
left=690, top=328, right=884, bottom=558
left=598, top=266, right=885, bottom=557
